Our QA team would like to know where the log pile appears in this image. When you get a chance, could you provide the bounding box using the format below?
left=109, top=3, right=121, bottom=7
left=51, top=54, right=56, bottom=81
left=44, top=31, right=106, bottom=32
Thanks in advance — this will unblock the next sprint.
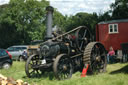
left=0, top=74, right=29, bottom=85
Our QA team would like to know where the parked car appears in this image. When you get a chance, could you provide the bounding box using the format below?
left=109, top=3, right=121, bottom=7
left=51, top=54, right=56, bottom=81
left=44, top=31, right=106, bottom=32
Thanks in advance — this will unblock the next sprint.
left=0, top=49, right=13, bottom=69
left=7, top=45, right=28, bottom=61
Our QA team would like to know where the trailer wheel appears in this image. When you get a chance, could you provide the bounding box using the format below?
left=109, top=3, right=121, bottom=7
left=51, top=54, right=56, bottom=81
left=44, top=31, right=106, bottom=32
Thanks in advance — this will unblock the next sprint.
left=53, top=54, right=73, bottom=80
left=25, top=54, right=42, bottom=78
left=83, top=42, right=107, bottom=74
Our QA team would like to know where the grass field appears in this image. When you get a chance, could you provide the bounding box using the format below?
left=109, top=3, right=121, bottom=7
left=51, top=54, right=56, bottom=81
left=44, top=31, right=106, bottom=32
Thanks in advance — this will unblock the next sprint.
left=0, top=62, right=128, bottom=85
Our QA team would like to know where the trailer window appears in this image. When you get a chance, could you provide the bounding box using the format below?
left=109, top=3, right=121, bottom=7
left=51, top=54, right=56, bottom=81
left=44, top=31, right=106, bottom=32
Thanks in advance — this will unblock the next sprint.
left=114, top=24, right=118, bottom=32
left=109, top=24, right=118, bottom=34
left=109, top=25, right=113, bottom=32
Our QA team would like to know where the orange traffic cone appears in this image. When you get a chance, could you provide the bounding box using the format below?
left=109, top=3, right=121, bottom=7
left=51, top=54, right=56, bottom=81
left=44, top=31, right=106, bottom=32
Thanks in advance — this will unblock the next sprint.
left=81, top=64, right=89, bottom=77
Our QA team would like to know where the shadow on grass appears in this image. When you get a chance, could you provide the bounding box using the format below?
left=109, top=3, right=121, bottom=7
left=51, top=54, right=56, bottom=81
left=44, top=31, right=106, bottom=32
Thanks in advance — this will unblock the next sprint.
left=23, top=72, right=55, bottom=80
left=110, top=65, right=128, bottom=74
left=22, top=68, right=83, bottom=80
left=41, top=72, right=55, bottom=80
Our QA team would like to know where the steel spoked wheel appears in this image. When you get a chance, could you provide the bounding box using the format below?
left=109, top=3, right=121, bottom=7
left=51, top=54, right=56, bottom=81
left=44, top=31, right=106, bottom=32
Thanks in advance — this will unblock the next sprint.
left=75, top=26, right=92, bottom=52
left=53, top=54, right=73, bottom=80
left=25, top=54, right=42, bottom=78
left=83, top=42, right=107, bottom=74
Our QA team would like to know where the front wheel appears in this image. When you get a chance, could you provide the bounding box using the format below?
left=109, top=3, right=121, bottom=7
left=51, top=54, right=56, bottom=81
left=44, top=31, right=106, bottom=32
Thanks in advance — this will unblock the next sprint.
left=53, top=54, right=73, bottom=80
left=25, top=54, right=42, bottom=78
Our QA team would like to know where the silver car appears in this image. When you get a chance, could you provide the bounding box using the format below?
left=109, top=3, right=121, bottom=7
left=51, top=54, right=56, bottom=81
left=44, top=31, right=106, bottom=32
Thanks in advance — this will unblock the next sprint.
left=7, top=45, right=28, bottom=61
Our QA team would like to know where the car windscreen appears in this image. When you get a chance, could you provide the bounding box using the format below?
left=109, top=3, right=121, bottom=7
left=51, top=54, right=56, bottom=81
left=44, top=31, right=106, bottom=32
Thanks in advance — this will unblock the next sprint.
left=14, top=47, right=22, bottom=51
left=7, top=47, right=14, bottom=51
left=21, top=47, right=27, bottom=50
left=7, top=46, right=27, bottom=51
left=7, top=47, right=21, bottom=51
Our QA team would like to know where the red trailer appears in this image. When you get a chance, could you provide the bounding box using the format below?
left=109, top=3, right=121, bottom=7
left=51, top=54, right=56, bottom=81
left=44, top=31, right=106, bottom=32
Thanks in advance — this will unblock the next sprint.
left=96, top=19, right=128, bottom=62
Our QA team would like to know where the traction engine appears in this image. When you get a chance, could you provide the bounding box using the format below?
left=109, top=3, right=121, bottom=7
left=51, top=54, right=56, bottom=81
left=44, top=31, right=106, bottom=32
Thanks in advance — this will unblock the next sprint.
left=25, top=6, right=107, bottom=80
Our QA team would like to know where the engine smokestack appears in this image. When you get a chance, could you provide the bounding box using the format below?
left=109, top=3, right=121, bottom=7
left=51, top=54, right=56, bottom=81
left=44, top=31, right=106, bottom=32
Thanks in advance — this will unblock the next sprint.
left=45, top=6, right=54, bottom=40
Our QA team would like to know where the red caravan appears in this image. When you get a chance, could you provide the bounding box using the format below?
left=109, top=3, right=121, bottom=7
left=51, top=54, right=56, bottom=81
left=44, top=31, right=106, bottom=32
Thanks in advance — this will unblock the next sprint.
left=96, top=19, right=128, bottom=52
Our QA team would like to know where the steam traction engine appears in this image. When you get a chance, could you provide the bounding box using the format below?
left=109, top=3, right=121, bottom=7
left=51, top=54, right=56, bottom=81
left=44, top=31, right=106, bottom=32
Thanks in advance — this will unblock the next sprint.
left=25, top=6, right=107, bottom=80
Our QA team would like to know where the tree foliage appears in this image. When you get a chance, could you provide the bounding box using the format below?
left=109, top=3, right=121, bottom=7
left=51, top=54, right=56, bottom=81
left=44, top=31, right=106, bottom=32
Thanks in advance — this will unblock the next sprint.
left=60, top=12, right=99, bottom=39
left=0, top=0, right=49, bottom=48
left=110, top=0, right=128, bottom=19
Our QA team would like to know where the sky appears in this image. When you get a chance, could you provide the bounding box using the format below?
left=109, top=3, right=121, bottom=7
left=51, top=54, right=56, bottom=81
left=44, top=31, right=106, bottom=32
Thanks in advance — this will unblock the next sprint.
left=0, top=0, right=115, bottom=15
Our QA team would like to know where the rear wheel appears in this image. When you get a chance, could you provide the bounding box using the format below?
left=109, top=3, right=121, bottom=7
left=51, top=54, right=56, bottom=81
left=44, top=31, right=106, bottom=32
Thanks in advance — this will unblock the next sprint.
left=83, top=42, right=107, bottom=74
left=53, top=54, right=73, bottom=80
left=2, top=63, right=11, bottom=69
left=75, top=26, right=92, bottom=52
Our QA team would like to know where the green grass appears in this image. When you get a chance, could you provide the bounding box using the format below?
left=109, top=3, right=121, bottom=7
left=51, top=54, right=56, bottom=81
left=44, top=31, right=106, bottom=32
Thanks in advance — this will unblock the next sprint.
left=0, top=62, right=128, bottom=85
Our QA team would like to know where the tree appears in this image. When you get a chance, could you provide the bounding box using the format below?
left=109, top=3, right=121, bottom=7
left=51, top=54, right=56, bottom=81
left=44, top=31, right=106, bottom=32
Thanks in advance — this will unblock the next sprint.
left=110, top=0, right=128, bottom=19
left=53, top=10, right=66, bottom=32
left=97, top=11, right=111, bottom=22
left=62, top=12, right=99, bottom=39
left=0, top=0, right=49, bottom=48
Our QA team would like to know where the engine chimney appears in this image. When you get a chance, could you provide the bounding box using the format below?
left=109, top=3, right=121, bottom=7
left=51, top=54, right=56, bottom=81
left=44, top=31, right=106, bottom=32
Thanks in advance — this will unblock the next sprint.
left=45, top=6, right=54, bottom=40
